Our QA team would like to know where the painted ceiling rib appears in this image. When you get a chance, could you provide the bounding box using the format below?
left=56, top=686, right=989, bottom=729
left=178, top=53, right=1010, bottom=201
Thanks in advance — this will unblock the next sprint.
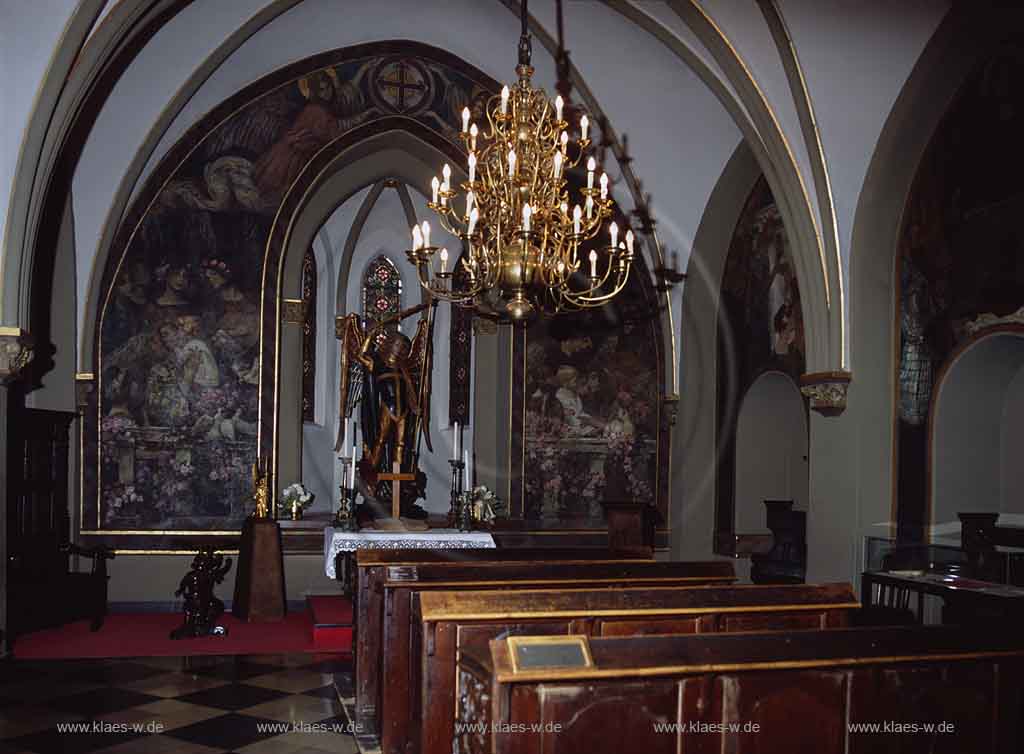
left=760, top=0, right=845, bottom=368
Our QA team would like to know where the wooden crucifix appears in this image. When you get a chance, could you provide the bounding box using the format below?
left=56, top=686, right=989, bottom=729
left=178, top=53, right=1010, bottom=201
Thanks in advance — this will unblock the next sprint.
left=379, top=461, right=417, bottom=521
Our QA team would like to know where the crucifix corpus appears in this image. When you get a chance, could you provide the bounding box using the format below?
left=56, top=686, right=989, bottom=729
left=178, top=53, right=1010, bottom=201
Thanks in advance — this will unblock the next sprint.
left=336, top=299, right=437, bottom=531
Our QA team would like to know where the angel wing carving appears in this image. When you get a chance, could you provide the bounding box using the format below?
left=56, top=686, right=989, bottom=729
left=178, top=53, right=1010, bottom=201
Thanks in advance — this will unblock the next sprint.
left=407, top=300, right=438, bottom=454
left=335, top=314, right=367, bottom=452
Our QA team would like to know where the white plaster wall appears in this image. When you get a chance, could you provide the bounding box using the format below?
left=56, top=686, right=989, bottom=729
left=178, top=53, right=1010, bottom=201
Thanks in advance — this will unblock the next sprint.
left=700, top=0, right=821, bottom=233
left=933, top=335, right=1024, bottom=529
left=1001, top=366, right=1024, bottom=516
left=778, top=0, right=948, bottom=359
left=734, top=372, right=808, bottom=533
left=0, top=0, right=78, bottom=259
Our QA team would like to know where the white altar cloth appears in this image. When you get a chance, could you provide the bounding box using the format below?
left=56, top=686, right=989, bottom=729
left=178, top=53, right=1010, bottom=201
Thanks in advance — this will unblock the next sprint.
left=323, top=527, right=496, bottom=578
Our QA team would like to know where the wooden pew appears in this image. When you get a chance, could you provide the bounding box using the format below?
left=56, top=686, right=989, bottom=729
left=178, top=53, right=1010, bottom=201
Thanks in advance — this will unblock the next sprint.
left=415, top=583, right=858, bottom=754
left=457, top=626, right=1024, bottom=754
left=355, top=551, right=734, bottom=743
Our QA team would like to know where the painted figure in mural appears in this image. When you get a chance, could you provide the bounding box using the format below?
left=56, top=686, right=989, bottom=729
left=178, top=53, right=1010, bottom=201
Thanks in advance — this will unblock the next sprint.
left=253, top=68, right=364, bottom=199
left=898, top=257, right=936, bottom=426
left=336, top=301, right=436, bottom=519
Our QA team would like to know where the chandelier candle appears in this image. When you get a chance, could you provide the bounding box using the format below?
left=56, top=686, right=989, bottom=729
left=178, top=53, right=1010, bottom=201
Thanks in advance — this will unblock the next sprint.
left=405, top=0, right=635, bottom=321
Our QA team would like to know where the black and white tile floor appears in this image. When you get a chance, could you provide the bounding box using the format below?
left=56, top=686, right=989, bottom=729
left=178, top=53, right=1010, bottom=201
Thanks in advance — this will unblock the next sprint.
left=0, top=653, right=357, bottom=754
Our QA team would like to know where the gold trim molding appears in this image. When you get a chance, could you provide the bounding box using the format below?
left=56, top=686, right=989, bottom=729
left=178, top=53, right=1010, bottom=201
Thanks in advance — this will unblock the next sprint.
left=281, top=298, right=305, bottom=324
left=800, top=370, right=852, bottom=416
left=0, top=329, right=34, bottom=383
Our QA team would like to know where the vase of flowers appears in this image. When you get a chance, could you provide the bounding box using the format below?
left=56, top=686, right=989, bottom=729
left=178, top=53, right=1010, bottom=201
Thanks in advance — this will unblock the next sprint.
left=469, top=485, right=501, bottom=526
left=282, top=483, right=313, bottom=520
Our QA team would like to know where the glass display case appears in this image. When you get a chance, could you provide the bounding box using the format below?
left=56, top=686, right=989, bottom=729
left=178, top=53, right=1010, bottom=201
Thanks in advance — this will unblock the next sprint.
left=864, top=534, right=1024, bottom=587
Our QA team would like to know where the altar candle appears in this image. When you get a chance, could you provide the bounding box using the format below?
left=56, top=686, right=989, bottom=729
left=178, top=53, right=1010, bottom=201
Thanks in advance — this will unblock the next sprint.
left=454, top=421, right=460, bottom=460
left=463, top=448, right=470, bottom=490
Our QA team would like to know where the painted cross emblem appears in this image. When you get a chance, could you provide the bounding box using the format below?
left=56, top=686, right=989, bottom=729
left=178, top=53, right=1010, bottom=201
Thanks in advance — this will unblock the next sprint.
left=375, top=59, right=429, bottom=113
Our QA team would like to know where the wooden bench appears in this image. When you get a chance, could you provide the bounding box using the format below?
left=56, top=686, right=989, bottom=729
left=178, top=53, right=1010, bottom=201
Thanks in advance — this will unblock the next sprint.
left=354, top=551, right=734, bottom=742
left=414, top=583, right=858, bottom=754
left=457, top=626, right=1024, bottom=754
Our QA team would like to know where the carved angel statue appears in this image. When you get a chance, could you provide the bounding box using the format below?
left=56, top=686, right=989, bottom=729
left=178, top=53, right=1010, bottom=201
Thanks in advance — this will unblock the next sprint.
left=335, top=299, right=437, bottom=519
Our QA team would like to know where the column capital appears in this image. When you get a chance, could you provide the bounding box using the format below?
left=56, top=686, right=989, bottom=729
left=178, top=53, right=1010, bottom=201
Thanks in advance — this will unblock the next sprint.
left=799, top=370, right=852, bottom=416
left=0, top=328, right=34, bottom=384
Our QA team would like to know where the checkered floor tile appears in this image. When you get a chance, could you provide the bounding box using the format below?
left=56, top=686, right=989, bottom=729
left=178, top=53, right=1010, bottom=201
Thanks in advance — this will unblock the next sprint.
left=0, top=653, right=356, bottom=754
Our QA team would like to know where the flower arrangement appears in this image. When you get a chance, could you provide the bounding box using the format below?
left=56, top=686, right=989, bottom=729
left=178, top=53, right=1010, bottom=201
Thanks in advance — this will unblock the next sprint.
left=469, top=485, right=502, bottom=524
left=282, top=482, right=313, bottom=519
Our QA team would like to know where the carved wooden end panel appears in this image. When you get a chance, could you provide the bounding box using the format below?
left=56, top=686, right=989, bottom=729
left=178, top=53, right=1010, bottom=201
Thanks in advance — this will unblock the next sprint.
left=711, top=671, right=847, bottom=753
left=533, top=681, right=680, bottom=754
left=847, top=663, right=1000, bottom=754
left=456, top=668, right=492, bottom=754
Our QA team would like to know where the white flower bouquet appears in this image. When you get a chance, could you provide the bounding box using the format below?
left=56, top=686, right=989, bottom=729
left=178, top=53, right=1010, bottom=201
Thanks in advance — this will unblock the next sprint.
left=281, top=482, right=313, bottom=511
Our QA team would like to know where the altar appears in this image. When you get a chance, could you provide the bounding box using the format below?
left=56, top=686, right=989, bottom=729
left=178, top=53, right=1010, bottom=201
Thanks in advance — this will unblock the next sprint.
left=323, top=526, right=496, bottom=580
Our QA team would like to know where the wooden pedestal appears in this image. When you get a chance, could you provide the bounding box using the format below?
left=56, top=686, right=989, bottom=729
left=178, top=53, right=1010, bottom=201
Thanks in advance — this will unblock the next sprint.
left=601, top=500, right=655, bottom=557
left=232, top=518, right=286, bottom=622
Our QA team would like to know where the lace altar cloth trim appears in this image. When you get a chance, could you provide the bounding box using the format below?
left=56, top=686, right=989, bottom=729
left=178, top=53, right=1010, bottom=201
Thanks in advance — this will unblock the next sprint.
left=323, top=527, right=496, bottom=577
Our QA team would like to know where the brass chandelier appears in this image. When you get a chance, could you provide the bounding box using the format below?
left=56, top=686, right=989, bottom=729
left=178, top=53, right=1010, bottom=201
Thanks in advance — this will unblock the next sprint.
left=406, top=0, right=635, bottom=322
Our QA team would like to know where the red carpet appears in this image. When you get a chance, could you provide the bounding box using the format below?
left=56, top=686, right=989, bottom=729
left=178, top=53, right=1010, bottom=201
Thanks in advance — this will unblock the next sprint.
left=307, top=595, right=355, bottom=651
left=13, top=609, right=352, bottom=660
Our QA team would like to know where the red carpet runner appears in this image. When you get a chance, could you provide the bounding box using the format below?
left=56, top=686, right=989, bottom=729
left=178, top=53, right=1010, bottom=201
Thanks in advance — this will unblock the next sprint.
left=13, top=598, right=353, bottom=659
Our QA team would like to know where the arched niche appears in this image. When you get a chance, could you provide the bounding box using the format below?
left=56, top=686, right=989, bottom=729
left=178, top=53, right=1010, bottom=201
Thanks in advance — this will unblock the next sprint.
left=734, top=371, right=808, bottom=534
left=83, top=43, right=499, bottom=549
left=931, top=330, right=1024, bottom=532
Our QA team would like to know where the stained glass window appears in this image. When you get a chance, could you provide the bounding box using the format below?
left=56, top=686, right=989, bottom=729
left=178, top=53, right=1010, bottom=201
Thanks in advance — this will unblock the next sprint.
left=301, top=247, right=317, bottom=423
left=362, top=255, right=403, bottom=348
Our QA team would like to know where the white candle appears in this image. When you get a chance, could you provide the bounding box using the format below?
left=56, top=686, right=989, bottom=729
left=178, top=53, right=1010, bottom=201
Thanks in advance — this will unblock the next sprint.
left=600, top=172, right=608, bottom=200
left=454, top=422, right=460, bottom=460
left=586, top=157, right=596, bottom=189
left=470, top=123, right=478, bottom=151
left=560, top=202, right=568, bottom=218
left=421, top=220, right=431, bottom=248
left=585, top=195, right=593, bottom=220
left=522, top=204, right=531, bottom=233
left=412, top=225, right=423, bottom=251
left=625, top=229, right=634, bottom=254
left=440, top=247, right=448, bottom=274
left=463, top=448, right=470, bottom=489
left=442, top=163, right=451, bottom=192
left=589, top=249, right=598, bottom=278
left=553, top=152, right=562, bottom=179
left=610, top=221, right=618, bottom=250
left=431, top=176, right=439, bottom=204
left=555, top=95, right=564, bottom=121
left=572, top=205, right=582, bottom=235
left=461, top=106, right=470, bottom=133
left=468, top=207, right=479, bottom=236
left=468, top=152, right=477, bottom=183
left=348, top=420, right=357, bottom=489
left=508, top=149, right=516, bottom=176
left=465, top=191, right=474, bottom=219
left=560, top=130, right=568, bottom=153
left=500, top=86, right=509, bottom=115
left=580, top=114, right=589, bottom=141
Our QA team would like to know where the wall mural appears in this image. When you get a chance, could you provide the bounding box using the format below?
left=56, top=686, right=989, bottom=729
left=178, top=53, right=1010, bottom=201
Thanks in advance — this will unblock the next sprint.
left=895, top=40, right=1024, bottom=538
left=512, top=249, right=666, bottom=530
left=91, top=45, right=496, bottom=538
left=715, top=175, right=805, bottom=541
